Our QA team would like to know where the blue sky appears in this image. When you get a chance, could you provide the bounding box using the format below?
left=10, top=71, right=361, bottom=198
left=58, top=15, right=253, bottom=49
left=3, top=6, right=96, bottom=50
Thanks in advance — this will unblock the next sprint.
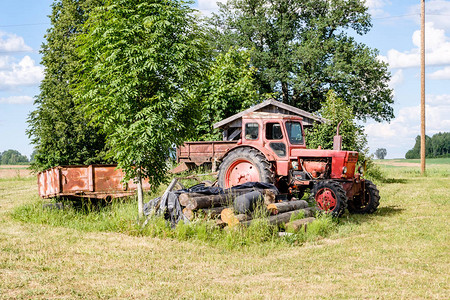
left=0, top=0, right=449, bottom=159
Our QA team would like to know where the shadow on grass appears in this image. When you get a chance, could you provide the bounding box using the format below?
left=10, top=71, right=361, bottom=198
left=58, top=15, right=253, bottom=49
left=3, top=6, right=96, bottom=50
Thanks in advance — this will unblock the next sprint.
left=380, top=178, right=408, bottom=184
left=376, top=205, right=405, bottom=217
left=339, top=205, right=404, bottom=226
left=42, top=196, right=134, bottom=214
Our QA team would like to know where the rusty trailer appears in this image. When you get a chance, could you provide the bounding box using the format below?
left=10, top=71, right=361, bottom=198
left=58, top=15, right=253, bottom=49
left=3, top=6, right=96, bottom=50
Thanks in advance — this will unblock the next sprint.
left=38, top=164, right=150, bottom=200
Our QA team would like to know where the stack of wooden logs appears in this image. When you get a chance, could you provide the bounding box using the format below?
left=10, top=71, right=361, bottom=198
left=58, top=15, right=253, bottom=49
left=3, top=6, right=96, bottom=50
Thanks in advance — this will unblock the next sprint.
left=179, top=188, right=316, bottom=231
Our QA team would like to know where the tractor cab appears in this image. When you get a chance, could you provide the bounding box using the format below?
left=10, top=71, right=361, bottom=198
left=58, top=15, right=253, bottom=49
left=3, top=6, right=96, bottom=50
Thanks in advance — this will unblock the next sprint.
left=238, top=112, right=306, bottom=177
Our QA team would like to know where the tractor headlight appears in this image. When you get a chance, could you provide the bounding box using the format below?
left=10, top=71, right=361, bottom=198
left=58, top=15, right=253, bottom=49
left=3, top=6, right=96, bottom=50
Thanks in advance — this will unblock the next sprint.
left=342, top=166, right=347, bottom=174
left=291, top=160, right=299, bottom=170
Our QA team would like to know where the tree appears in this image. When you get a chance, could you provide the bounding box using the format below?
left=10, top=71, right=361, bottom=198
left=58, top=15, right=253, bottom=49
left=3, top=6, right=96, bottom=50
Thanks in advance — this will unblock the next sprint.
left=1, top=150, right=29, bottom=165
left=405, top=133, right=449, bottom=159
left=430, top=132, right=450, bottom=157
left=375, top=148, right=387, bottom=159
left=208, top=0, right=394, bottom=122
left=75, top=0, right=207, bottom=188
left=193, top=47, right=263, bottom=141
left=306, top=91, right=367, bottom=153
left=27, top=0, right=109, bottom=171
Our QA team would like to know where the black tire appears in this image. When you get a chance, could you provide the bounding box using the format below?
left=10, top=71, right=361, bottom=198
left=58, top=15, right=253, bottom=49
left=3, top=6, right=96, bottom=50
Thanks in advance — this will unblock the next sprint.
left=348, top=180, right=380, bottom=214
left=311, top=180, right=347, bottom=217
left=217, top=147, right=273, bottom=188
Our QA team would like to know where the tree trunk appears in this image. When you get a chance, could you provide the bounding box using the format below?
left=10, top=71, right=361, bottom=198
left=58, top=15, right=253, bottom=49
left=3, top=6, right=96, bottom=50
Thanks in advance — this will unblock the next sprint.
left=220, top=208, right=251, bottom=227
left=282, top=81, right=289, bottom=103
left=266, top=200, right=308, bottom=215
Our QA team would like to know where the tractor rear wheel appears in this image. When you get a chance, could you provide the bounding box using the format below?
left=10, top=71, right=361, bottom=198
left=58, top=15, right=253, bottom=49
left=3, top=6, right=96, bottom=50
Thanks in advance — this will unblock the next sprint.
left=217, top=147, right=273, bottom=188
left=311, top=180, right=347, bottom=217
left=348, top=180, right=380, bottom=214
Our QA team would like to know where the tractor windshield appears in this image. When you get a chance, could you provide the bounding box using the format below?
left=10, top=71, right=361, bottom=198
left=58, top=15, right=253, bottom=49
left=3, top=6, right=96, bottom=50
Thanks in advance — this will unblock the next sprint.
left=285, top=121, right=304, bottom=144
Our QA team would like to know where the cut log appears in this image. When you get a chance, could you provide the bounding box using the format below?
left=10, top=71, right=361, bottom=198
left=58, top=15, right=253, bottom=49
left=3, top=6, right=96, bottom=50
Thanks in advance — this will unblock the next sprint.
left=220, top=208, right=251, bottom=227
left=285, top=217, right=316, bottom=232
left=266, top=200, right=309, bottom=215
left=182, top=208, right=194, bottom=221
left=241, top=207, right=316, bottom=226
left=182, top=207, right=226, bottom=221
left=200, top=207, right=226, bottom=218
left=184, top=188, right=276, bottom=210
left=179, top=193, right=207, bottom=207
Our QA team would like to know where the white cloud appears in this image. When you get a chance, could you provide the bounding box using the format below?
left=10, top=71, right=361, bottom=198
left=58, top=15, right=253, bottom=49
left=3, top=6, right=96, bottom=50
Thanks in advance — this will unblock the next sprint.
left=389, top=69, right=403, bottom=89
left=365, top=94, right=450, bottom=158
left=428, top=66, right=450, bottom=79
left=380, top=22, right=450, bottom=69
left=0, top=31, right=32, bottom=52
left=427, top=93, right=450, bottom=107
left=0, top=56, right=13, bottom=69
left=197, top=0, right=226, bottom=16
left=365, top=0, right=391, bottom=17
left=0, top=95, right=33, bottom=104
left=0, top=56, right=44, bottom=90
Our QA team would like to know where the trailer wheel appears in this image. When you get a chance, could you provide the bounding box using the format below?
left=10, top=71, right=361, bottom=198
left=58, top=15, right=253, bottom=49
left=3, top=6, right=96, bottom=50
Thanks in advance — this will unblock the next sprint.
left=218, top=147, right=273, bottom=188
left=348, top=180, right=380, bottom=214
left=311, top=180, right=347, bottom=217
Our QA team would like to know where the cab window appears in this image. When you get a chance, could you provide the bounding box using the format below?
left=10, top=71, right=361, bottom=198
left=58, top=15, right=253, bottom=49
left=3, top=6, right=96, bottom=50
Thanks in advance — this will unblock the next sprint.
left=265, top=123, right=283, bottom=140
left=285, top=121, right=303, bottom=144
left=245, top=123, right=259, bottom=140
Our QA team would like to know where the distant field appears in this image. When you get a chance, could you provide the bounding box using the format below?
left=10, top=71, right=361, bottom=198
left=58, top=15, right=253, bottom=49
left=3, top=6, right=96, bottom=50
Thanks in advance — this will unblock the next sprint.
left=375, top=157, right=450, bottom=166
left=0, top=161, right=449, bottom=299
left=0, top=165, right=33, bottom=179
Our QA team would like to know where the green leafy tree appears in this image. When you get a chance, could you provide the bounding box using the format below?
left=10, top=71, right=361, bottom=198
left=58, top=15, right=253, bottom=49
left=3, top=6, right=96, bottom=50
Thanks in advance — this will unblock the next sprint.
left=27, top=0, right=109, bottom=171
left=306, top=91, right=366, bottom=153
left=375, top=148, right=387, bottom=159
left=1, top=150, right=29, bottom=165
left=430, top=132, right=450, bottom=157
left=208, top=0, right=394, bottom=122
left=194, top=47, right=263, bottom=140
left=405, top=133, right=449, bottom=159
left=75, top=0, right=207, bottom=187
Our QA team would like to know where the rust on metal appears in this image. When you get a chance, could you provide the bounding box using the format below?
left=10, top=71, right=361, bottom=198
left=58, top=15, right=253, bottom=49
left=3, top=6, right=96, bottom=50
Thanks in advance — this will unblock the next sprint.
left=38, top=164, right=151, bottom=200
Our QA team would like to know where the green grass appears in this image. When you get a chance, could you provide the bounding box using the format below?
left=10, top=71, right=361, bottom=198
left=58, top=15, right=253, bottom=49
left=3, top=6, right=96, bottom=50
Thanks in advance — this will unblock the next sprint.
left=11, top=196, right=337, bottom=251
left=1, top=162, right=449, bottom=298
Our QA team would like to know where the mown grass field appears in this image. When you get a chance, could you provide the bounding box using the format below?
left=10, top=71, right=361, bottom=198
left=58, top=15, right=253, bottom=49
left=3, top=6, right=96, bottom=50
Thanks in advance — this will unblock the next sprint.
left=0, top=159, right=449, bottom=299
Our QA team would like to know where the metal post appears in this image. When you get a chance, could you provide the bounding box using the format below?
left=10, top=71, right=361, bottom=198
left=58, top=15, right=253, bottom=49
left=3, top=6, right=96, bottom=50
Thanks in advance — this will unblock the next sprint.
left=420, top=0, right=426, bottom=175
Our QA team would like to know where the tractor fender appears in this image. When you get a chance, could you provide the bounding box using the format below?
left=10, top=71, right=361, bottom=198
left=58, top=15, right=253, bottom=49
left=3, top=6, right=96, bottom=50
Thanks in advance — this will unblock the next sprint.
left=222, top=145, right=275, bottom=163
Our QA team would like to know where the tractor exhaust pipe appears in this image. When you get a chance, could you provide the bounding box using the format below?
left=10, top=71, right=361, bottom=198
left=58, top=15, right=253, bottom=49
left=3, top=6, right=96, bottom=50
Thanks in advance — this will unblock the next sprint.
left=333, top=121, right=343, bottom=151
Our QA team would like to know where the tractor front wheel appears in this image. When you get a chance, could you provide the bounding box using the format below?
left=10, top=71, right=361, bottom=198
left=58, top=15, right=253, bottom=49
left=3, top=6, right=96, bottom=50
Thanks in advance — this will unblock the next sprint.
left=348, top=180, right=380, bottom=214
left=218, top=147, right=273, bottom=188
left=311, top=180, right=347, bottom=217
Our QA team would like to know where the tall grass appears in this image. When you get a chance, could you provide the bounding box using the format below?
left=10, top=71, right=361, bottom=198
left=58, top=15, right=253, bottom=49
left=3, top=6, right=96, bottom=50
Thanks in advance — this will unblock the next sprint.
left=11, top=196, right=338, bottom=250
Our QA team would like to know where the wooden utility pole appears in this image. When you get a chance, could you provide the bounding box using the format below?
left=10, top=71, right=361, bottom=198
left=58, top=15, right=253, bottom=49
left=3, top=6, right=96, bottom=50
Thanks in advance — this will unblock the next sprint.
left=420, top=0, right=426, bottom=174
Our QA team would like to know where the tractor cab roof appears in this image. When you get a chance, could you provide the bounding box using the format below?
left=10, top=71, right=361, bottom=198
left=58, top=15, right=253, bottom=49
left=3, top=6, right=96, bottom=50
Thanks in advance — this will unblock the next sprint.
left=243, top=112, right=303, bottom=121
left=213, top=98, right=325, bottom=130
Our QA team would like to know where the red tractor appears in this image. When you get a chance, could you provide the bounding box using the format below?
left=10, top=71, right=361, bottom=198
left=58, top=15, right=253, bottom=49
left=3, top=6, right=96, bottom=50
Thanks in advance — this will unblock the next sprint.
left=177, top=112, right=379, bottom=216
